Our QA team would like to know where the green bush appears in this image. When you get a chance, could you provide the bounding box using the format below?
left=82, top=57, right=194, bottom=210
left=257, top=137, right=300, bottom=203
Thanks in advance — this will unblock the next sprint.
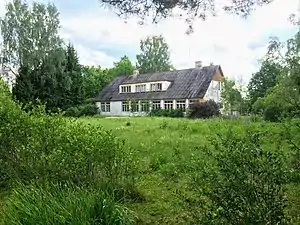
left=1, top=182, right=135, bottom=225
left=263, top=105, right=282, bottom=122
left=0, top=81, right=132, bottom=189
left=64, top=103, right=98, bottom=117
left=195, top=130, right=288, bottom=224
left=149, top=108, right=184, bottom=118
left=187, top=100, right=220, bottom=119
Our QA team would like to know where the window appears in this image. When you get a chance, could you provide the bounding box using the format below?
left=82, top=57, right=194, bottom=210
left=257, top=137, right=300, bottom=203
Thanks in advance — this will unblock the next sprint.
left=141, top=101, right=150, bottom=112
left=101, top=102, right=110, bottom=112
left=176, top=100, right=186, bottom=110
left=164, top=100, right=173, bottom=110
left=135, top=84, right=146, bottom=92
left=121, top=85, right=131, bottom=93
left=152, top=100, right=161, bottom=110
left=150, top=83, right=162, bottom=91
left=131, top=101, right=139, bottom=112
left=122, top=101, right=130, bottom=112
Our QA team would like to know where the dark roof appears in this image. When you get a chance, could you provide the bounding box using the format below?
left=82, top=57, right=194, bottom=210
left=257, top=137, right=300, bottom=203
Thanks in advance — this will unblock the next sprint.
left=95, top=65, right=223, bottom=101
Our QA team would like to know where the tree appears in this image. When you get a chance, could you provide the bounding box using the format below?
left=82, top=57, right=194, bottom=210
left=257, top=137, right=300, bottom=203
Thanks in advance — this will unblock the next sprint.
left=82, top=66, right=109, bottom=99
left=111, top=55, right=134, bottom=77
left=248, top=60, right=281, bottom=106
left=136, top=35, right=173, bottom=74
left=65, top=43, right=84, bottom=106
left=1, top=0, right=62, bottom=68
left=99, top=0, right=273, bottom=27
left=221, top=78, right=243, bottom=114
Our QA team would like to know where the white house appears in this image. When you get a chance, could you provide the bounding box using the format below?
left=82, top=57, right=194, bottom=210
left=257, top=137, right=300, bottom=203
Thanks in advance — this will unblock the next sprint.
left=94, top=61, right=224, bottom=116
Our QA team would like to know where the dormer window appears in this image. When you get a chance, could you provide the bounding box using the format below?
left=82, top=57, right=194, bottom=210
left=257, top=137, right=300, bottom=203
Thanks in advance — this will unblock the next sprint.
left=121, top=85, right=131, bottom=93
left=150, top=83, right=162, bottom=91
left=136, top=84, right=146, bottom=92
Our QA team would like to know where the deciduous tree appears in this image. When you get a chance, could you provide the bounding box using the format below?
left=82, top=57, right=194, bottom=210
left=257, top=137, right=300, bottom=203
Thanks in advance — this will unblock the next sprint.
left=136, top=35, right=173, bottom=74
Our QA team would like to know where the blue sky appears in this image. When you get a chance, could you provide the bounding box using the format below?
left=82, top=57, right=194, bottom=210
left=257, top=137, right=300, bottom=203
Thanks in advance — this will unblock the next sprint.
left=0, top=0, right=299, bottom=83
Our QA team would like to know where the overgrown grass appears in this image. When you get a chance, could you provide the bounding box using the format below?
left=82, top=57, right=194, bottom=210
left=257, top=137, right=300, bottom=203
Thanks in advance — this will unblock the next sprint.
left=79, top=116, right=300, bottom=224
left=1, top=182, right=135, bottom=225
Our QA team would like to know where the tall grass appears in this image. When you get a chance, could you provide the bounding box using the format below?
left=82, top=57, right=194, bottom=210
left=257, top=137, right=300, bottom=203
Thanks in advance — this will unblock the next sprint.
left=1, top=182, right=135, bottom=225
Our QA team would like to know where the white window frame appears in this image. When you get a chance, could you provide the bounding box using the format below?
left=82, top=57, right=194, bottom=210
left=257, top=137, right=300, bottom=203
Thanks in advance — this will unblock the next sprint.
left=122, top=101, right=130, bottom=112
left=130, top=101, right=139, bottom=112
left=152, top=100, right=161, bottom=110
left=150, top=83, right=162, bottom=92
left=176, top=100, right=186, bottom=110
left=141, top=101, right=150, bottom=112
left=164, top=100, right=173, bottom=110
left=135, top=84, right=146, bottom=92
left=101, top=102, right=110, bottom=112
left=121, top=85, right=131, bottom=93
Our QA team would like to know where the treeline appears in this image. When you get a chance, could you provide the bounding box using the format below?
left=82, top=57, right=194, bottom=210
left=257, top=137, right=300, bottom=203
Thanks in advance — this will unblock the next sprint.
left=221, top=32, right=300, bottom=121
left=1, top=0, right=174, bottom=113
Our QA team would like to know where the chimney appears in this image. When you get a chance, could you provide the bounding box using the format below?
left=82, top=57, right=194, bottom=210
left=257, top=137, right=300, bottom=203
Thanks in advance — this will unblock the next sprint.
left=133, top=69, right=139, bottom=77
left=195, top=61, right=202, bottom=68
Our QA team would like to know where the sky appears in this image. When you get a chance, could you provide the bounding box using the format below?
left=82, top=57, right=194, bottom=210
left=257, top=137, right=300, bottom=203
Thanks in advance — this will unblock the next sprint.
left=0, top=0, right=299, bottom=84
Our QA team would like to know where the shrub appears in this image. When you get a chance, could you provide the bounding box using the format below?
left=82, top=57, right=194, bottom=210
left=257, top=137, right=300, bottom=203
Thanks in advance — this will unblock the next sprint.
left=0, top=81, right=133, bottom=189
left=149, top=108, right=184, bottom=118
left=263, top=105, right=282, bottom=122
left=187, top=100, right=220, bottom=119
left=195, top=130, right=288, bottom=224
left=1, top=182, right=135, bottom=225
left=64, top=103, right=98, bottom=117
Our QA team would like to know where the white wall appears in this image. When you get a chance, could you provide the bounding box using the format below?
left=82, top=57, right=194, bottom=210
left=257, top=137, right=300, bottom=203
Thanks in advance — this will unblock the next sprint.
left=203, top=80, right=222, bottom=103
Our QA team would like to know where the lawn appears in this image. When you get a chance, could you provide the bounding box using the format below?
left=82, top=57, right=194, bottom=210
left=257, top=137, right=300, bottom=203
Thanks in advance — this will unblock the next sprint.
left=79, top=116, right=300, bottom=224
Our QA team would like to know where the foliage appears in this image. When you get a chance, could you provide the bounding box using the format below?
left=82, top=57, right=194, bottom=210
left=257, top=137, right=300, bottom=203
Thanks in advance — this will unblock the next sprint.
left=187, top=100, right=220, bottom=118
left=136, top=35, right=173, bottom=74
left=0, top=82, right=132, bottom=189
left=197, top=130, right=288, bottom=224
left=149, top=108, right=184, bottom=118
left=221, top=78, right=243, bottom=114
left=65, top=104, right=99, bottom=117
left=263, top=105, right=282, bottom=122
left=1, top=182, right=135, bottom=225
left=248, top=60, right=281, bottom=106
left=254, top=30, right=300, bottom=118
left=112, top=55, right=134, bottom=77
left=1, top=0, right=62, bottom=67
left=98, top=0, right=273, bottom=29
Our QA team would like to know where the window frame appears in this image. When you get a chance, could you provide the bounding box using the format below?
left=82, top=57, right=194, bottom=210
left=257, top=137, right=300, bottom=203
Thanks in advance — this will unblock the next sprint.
left=131, top=101, right=139, bottom=112
left=135, top=84, right=146, bottom=93
left=176, top=100, right=186, bottom=110
left=121, top=85, right=131, bottom=93
left=152, top=100, right=161, bottom=110
left=164, top=100, right=173, bottom=110
left=101, top=102, right=110, bottom=112
left=122, top=101, right=130, bottom=112
left=150, top=83, right=162, bottom=92
left=141, top=101, right=150, bottom=112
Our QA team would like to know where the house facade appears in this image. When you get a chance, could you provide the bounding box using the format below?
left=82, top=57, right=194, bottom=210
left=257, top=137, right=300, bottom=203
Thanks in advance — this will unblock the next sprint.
left=94, top=61, right=224, bottom=116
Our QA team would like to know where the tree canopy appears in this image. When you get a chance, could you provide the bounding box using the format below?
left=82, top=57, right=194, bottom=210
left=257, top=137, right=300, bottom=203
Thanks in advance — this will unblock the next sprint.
left=136, top=35, right=173, bottom=74
left=99, top=0, right=273, bottom=24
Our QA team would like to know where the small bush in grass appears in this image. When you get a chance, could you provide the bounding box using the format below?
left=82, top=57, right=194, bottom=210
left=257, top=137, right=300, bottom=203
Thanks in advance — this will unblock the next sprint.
left=187, top=100, right=220, bottom=119
left=1, top=182, right=135, bottom=225
left=195, top=130, right=289, bottom=224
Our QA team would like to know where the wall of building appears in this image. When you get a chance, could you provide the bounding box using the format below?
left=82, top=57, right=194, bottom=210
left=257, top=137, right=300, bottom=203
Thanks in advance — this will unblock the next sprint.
left=203, top=80, right=222, bottom=103
left=96, top=99, right=197, bottom=117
